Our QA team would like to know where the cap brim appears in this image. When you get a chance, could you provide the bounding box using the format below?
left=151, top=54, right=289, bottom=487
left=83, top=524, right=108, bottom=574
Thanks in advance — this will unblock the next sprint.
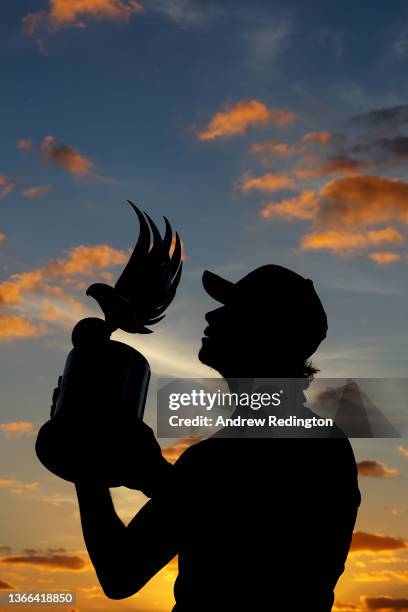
left=202, top=270, right=235, bottom=304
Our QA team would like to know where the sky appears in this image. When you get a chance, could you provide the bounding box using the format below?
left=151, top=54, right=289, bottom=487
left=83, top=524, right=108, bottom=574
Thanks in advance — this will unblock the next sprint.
left=1, top=1, right=408, bottom=610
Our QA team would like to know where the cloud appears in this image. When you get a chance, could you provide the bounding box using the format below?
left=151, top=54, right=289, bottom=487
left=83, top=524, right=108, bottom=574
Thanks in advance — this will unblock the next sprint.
left=240, top=172, right=296, bottom=193
left=362, top=596, right=408, bottom=610
left=0, top=315, right=47, bottom=341
left=22, top=548, right=66, bottom=555
left=394, top=34, right=408, bottom=58
left=350, top=531, right=407, bottom=554
left=398, top=446, right=408, bottom=458
left=351, top=105, right=408, bottom=129
left=147, top=0, right=218, bottom=27
left=23, top=0, right=143, bottom=37
left=258, top=174, right=408, bottom=259
left=198, top=100, right=295, bottom=141
left=79, top=585, right=105, bottom=599
left=354, top=570, right=408, bottom=583
left=22, top=185, right=52, bottom=199
left=0, top=233, right=5, bottom=245
left=0, top=579, right=15, bottom=590
left=264, top=175, right=408, bottom=228
left=0, top=422, right=36, bottom=438
left=0, top=479, right=39, bottom=494
left=251, top=140, right=298, bottom=162
left=357, top=460, right=398, bottom=478
left=0, top=245, right=127, bottom=306
left=42, top=136, right=93, bottom=175
left=368, top=252, right=401, bottom=266
left=243, top=104, right=408, bottom=261
left=243, top=19, right=289, bottom=69
left=162, top=435, right=203, bottom=462
left=333, top=603, right=359, bottom=611
left=261, top=190, right=317, bottom=220
left=45, top=244, right=128, bottom=276
left=302, top=131, right=332, bottom=145
left=295, top=156, right=367, bottom=179
left=300, top=227, right=403, bottom=255
left=353, top=136, right=408, bottom=162
left=17, top=139, right=33, bottom=151
left=1, top=554, right=89, bottom=572
left=372, top=556, right=408, bottom=564
left=0, top=176, right=15, bottom=198
left=0, top=244, right=128, bottom=341
left=251, top=131, right=333, bottom=165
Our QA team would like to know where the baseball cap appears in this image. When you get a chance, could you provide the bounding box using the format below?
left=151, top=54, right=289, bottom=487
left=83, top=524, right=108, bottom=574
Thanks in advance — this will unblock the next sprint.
left=202, top=265, right=328, bottom=357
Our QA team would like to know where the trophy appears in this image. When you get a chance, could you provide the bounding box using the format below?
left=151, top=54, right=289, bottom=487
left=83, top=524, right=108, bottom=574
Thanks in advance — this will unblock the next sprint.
left=35, top=202, right=183, bottom=486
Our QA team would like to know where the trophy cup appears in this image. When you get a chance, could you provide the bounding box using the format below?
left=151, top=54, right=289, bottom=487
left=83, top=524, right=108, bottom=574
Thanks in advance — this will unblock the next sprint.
left=35, top=202, right=183, bottom=486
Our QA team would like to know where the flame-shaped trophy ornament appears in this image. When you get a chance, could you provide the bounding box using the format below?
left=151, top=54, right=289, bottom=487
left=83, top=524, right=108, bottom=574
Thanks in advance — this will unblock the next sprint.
left=35, top=203, right=183, bottom=486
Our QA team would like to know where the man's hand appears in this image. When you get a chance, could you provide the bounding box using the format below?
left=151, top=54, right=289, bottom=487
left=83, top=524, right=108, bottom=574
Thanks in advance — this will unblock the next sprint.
left=73, top=416, right=172, bottom=497
left=104, top=418, right=172, bottom=495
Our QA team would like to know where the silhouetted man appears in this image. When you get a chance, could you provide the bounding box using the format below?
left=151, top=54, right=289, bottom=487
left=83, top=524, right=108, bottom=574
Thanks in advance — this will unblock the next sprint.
left=75, top=265, right=361, bottom=611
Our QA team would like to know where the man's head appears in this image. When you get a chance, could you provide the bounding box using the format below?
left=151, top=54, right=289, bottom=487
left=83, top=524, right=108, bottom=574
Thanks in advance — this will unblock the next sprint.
left=198, top=264, right=327, bottom=378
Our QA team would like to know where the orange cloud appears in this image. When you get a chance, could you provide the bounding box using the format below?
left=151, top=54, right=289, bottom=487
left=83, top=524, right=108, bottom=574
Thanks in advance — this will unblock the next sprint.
left=240, top=172, right=296, bottom=193
left=250, top=140, right=298, bottom=161
left=295, top=157, right=366, bottom=179
left=258, top=175, right=408, bottom=259
left=357, top=461, right=398, bottom=478
left=198, top=100, right=295, bottom=141
left=0, top=176, right=14, bottom=198
left=0, top=479, right=39, bottom=494
left=162, top=436, right=203, bottom=463
left=0, top=245, right=127, bottom=308
left=23, top=0, right=143, bottom=36
left=46, top=244, right=128, bottom=276
left=0, top=579, right=15, bottom=590
left=42, top=135, right=93, bottom=175
left=0, top=315, right=46, bottom=341
left=22, top=185, right=52, bottom=199
left=2, top=554, right=89, bottom=572
left=368, top=252, right=401, bottom=265
left=250, top=131, right=332, bottom=165
left=260, top=175, right=408, bottom=228
left=354, top=570, right=408, bottom=583
left=398, top=446, right=408, bottom=458
left=17, top=138, right=32, bottom=151
left=302, top=131, right=332, bottom=144
left=0, top=233, right=5, bottom=245
left=362, top=596, right=408, bottom=609
left=261, top=190, right=317, bottom=220
left=300, top=227, right=403, bottom=255
left=0, top=422, right=35, bottom=438
left=350, top=531, right=407, bottom=553
left=315, top=175, right=408, bottom=229
left=0, top=244, right=128, bottom=341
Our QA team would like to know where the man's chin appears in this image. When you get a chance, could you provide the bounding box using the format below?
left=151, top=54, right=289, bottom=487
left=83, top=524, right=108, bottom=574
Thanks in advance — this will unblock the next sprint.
left=198, top=339, right=217, bottom=369
left=198, top=344, right=211, bottom=367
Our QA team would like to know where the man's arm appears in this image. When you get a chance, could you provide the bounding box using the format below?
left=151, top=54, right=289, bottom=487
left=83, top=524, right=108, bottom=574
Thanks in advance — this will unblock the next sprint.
left=75, top=481, right=179, bottom=599
left=74, top=420, right=179, bottom=600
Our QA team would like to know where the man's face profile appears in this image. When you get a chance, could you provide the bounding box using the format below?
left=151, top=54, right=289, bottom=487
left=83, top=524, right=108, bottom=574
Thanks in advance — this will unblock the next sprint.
left=198, top=301, right=273, bottom=375
left=198, top=304, right=238, bottom=373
